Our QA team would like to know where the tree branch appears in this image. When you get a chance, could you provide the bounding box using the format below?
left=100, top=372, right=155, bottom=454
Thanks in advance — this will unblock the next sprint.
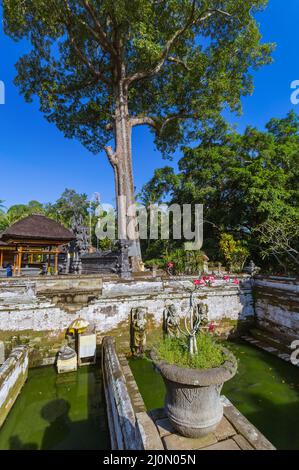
left=130, top=116, right=159, bottom=130
left=104, top=146, right=118, bottom=167
left=168, top=56, right=191, bottom=71
left=64, top=0, right=109, bottom=52
left=125, top=5, right=232, bottom=86
left=79, top=0, right=118, bottom=59
left=130, top=112, right=200, bottom=134
left=67, top=27, right=112, bottom=86
left=160, top=113, right=199, bottom=133
left=63, top=75, right=101, bottom=93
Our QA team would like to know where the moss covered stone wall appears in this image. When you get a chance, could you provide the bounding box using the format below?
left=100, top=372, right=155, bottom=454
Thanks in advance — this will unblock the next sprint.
left=0, top=276, right=254, bottom=367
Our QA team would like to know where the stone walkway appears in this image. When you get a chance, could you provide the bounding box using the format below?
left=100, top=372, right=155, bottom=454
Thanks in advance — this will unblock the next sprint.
left=149, top=396, right=275, bottom=451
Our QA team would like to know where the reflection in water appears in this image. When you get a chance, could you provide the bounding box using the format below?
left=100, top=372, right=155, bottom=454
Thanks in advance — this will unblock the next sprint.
left=41, top=399, right=72, bottom=450
left=129, top=340, right=299, bottom=450
left=0, top=366, right=109, bottom=450
left=9, top=436, right=38, bottom=450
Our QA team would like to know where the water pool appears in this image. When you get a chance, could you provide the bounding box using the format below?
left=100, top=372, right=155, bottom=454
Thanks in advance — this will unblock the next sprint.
left=0, top=365, right=110, bottom=450
left=129, top=341, right=299, bottom=450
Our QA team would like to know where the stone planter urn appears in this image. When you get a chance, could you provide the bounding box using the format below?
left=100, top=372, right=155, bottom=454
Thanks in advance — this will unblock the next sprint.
left=151, top=348, right=237, bottom=438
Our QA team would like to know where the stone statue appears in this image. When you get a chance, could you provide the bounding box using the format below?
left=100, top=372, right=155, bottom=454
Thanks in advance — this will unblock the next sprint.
left=130, top=307, right=147, bottom=356
left=70, top=214, right=90, bottom=256
left=244, top=260, right=261, bottom=277
left=181, top=296, right=209, bottom=355
left=70, top=214, right=90, bottom=274
left=163, top=304, right=180, bottom=338
left=196, top=302, right=209, bottom=327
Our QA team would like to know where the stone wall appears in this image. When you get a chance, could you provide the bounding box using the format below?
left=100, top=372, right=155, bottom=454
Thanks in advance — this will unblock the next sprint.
left=253, top=277, right=299, bottom=340
left=0, top=275, right=254, bottom=367
left=0, top=345, right=29, bottom=427
left=102, top=336, right=163, bottom=450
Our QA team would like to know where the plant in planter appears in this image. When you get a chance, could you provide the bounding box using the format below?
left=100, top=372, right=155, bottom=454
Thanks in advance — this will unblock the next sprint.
left=151, top=290, right=237, bottom=438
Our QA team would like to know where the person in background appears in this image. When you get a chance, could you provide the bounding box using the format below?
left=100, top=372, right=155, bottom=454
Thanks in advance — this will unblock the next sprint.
left=6, top=263, right=13, bottom=278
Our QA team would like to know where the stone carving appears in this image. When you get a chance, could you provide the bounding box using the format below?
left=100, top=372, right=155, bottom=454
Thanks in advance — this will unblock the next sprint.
left=196, top=302, right=209, bottom=327
left=58, top=345, right=77, bottom=360
left=70, top=214, right=90, bottom=274
left=184, top=295, right=202, bottom=355
left=118, top=240, right=132, bottom=279
left=130, top=307, right=147, bottom=356
left=80, top=239, right=132, bottom=277
left=244, top=260, right=261, bottom=276
left=70, top=214, right=90, bottom=256
left=56, top=345, right=77, bottom=374
left=163, top=304, right=180, bottom=338
left=163, top=300, right=209, bottom=349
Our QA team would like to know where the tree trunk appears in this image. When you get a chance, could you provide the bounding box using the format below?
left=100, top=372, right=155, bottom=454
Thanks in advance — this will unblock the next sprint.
left=113, top=81, right=142, bottom=272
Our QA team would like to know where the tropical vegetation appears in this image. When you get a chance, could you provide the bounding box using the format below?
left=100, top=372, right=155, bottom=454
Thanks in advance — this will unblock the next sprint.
left=141, top=112, right=299, bottom=273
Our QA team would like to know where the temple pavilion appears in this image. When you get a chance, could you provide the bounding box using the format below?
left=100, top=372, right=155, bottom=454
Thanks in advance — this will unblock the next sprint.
left=0, top=214, right=74, bottom=276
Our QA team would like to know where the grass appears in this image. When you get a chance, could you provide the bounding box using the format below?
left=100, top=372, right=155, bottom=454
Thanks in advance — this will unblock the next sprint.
left=154, top=333, right=227, bottom=369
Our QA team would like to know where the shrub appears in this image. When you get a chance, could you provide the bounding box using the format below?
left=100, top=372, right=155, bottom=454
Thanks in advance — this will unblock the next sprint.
left=219, top=233, right=249, bottom=272
left=144, top=258, right=165, bottom=269
left=154, top=333, right=226, bottom=369
left=163, top=248, right=206, bottom=275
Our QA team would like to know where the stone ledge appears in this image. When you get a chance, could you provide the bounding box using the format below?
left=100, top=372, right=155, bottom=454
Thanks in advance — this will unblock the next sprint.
left=0, top=346, right=29, bottom=428
left=242, top=334, right=299, bottom=368
left=136, top=412, right=164, bottom=450
left=222, top=397, right=275, bottom=450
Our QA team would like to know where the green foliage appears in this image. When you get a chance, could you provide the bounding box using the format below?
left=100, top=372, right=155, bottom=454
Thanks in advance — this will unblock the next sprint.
left=155, top=333, right=226, bottom=369
left=0, top=201, right=46, bottom=230
left=45, top=188, right=89, bottom=228
left=144, top=258, right=165, bottom=269
left=219, top=233, right=249, bottom=271
left=141, top=112, right=299, bottom=272
left=98, top=237, right=114, bottom=251
left=254, top=214, right=299, bottom=272
left=141, top=239, right=170, bottom=262
left=164, top=248, right=205, bottom=274
left=219, top=233, right=236, bottom=266
left=3, top=0, right=273, bottom=157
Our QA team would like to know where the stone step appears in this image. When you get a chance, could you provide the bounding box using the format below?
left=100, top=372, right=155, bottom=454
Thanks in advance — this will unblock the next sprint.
left=249, top=328, right=292, bottom=353
left=242, top=333, right=299, bottom=368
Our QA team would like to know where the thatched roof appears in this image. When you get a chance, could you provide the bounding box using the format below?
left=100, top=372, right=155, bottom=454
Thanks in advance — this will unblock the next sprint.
left=0, top=214, right=74, bottom=243
left=0, top=233, right=7, bottom=246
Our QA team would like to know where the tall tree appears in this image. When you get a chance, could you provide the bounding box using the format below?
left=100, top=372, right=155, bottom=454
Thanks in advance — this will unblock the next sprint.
left=4, top=201, right=45, bottom=225
left=3, top=0, right=273, bottom=268
left=0, top=200, right=7, bottom=231
left=45, top=188, right=90, bottom=227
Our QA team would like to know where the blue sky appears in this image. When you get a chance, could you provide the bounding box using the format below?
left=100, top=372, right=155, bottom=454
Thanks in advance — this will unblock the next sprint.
left=0, top=0, right=298, bottom=209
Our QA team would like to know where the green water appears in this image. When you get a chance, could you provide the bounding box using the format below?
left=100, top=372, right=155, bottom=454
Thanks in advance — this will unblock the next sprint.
left=129, top=341, right=299, bottom=450
left=0, top=366, right=110, bottom=450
